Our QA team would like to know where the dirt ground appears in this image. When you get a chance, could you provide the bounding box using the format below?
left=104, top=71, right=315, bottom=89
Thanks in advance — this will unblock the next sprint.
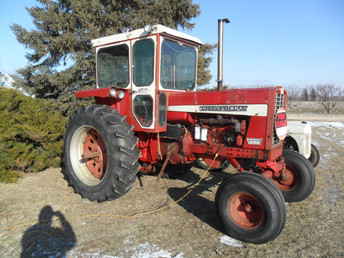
left=1, top=120, right=344, bottom=258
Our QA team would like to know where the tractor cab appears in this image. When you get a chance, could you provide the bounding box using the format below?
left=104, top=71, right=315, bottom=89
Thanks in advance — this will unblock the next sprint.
left=81, top=25, right=203, bottom=132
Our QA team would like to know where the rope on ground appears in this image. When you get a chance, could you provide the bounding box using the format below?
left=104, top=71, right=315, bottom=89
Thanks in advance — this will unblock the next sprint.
left=109, top=151, right=221, bottom=218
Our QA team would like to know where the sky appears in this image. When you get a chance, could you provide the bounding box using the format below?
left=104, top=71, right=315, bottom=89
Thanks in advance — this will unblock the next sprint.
left=0, top=0, right=343, bottom=88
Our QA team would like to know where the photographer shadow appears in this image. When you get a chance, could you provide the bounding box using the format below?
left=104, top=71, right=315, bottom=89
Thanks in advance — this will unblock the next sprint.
left=21, top=205, right=77, bottom=258
left=167, top=167, right=229, bottom=234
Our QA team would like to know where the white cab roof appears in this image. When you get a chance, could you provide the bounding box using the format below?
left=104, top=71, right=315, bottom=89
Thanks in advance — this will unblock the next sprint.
left=91, top=24, right=203, bottom=47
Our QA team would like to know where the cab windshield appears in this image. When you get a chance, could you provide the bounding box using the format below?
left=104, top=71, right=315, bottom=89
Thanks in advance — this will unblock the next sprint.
left=161, top=39, right=196, bottom=90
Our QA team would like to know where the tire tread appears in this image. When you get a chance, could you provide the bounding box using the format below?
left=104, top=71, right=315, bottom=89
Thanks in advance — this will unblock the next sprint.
left=63, top=104, right=139, bottom=202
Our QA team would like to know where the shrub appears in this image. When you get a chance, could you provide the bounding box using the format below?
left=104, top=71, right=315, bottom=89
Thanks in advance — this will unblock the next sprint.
left=0, top=88, right=66, bottom=183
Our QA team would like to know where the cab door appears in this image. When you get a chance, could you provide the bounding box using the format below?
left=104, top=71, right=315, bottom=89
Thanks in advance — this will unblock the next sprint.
left=131, top=36, right=157, bottom=130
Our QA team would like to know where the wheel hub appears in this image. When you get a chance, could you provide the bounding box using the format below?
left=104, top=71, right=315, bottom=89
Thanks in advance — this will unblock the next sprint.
left=261, top=168, right=296, bottom=191
left=244, top=203, right=253, bottom=213
left=82, top=129, right=107, bottom=179
left=228, top=192, right=265, bottom=229
left=277, top=169, right=295, bottom=190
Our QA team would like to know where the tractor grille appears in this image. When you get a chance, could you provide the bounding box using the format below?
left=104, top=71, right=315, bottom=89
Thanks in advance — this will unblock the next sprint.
left=273, top=89, right=286, bottom=144
left=275, top=92, right=284, bottom=112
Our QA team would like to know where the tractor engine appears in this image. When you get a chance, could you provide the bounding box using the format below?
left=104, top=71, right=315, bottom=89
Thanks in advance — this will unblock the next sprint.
left=159, top=115, right=250, bottom=170
left=157, top=116, right=248, bottom=163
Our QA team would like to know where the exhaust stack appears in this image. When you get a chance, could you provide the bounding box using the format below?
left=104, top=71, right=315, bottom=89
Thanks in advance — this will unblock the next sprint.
left=217, top=18, right=230, bottom=91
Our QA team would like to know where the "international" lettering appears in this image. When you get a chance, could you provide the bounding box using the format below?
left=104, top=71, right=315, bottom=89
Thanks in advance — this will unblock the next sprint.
left=199, top=105, right=248, bottom=112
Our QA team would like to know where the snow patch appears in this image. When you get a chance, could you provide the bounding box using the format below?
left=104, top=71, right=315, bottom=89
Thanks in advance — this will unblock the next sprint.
left=68, top=251, right=117, bottom=258
left=123, top=242, right=183, bottom=258
left=319, top=133, right=333, bottom=142
left=310, top=121, right=344, bottom=129
left=219, top=235, right=244, bottom=248
left=79, top=239, right=184, bottom=258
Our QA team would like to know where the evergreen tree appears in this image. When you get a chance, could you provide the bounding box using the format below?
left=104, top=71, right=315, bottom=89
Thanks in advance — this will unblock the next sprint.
left=12, top=0, right=213, bottom=107
left=0, top=88, right=66, bottom=182
left=197, top=43, right=215, bottom=86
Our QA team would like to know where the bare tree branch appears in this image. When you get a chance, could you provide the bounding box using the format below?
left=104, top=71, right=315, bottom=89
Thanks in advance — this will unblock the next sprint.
left=316, top=84, right=341, bottom=114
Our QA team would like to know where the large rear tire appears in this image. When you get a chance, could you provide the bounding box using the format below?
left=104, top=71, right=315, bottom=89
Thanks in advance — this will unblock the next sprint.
left=215, top=173, right=286, bottom=244
left=308, top=144, right=320, bottom=168
left=63, top=105, right=139, bottom=202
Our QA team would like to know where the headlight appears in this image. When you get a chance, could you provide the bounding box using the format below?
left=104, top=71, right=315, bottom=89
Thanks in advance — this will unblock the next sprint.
left=109, top=88, right=117, bottom=97
left=109, top=88, right=125, bottom=99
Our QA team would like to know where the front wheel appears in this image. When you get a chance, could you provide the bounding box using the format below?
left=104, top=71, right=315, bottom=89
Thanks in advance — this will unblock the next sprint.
left=262, top=150, right=315, bottom=202
left=63, top=105, right=139, bottom=202
left=215, top=173, right=286, bottom=244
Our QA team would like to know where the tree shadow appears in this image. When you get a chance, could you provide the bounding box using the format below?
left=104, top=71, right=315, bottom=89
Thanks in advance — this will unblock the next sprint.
left=21, top=205, right=77, bottom=258
left=167, top=167, right=229, bottom=234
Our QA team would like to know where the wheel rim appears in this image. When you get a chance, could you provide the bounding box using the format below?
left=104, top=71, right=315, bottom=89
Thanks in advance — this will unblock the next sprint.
left=228, top=192, right=265, bottom=229
left=70, top=126, right=107, bottom=186
left=262, top=169, right=296, bottom=191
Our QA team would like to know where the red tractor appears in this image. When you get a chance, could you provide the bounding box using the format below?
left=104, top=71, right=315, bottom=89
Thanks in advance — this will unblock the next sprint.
left=63, top=19, right=315, bottom=244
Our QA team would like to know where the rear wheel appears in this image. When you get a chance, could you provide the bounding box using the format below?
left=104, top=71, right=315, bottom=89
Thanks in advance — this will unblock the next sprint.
left=63, top=105, right=139, bottom=202
left=215, top=173, right=286, bottom=244
left=308, top=144, right=320, bottom=168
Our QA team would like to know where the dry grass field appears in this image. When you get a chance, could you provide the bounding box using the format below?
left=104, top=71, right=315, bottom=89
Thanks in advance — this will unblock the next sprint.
left=288, top=101, right=344, bottom=114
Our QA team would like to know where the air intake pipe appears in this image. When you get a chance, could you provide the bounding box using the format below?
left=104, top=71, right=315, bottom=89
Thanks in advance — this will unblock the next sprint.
left=217, top=18, right=230, bottom=91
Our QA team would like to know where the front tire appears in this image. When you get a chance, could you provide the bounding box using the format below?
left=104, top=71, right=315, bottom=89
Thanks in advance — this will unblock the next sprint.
left=63, top=105, right=139, bottom=202
left=276, top=150, right=315, bottom=202
left=308, top=144, right=320, bottom=168
left=215, top=173, right=286, bottom=244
